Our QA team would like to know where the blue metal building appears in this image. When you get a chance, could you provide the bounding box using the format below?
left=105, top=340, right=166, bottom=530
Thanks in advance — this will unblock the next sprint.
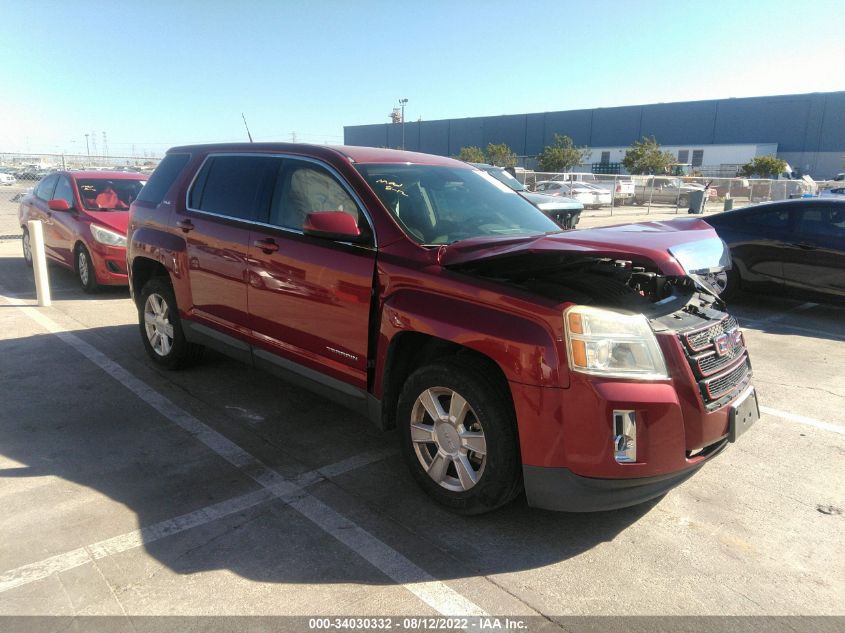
left=343, top=91, right=845, bottom=178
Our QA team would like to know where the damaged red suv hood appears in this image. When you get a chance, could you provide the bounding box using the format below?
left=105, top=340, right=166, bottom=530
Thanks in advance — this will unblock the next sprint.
left=439, top=218, right=725, bottom=277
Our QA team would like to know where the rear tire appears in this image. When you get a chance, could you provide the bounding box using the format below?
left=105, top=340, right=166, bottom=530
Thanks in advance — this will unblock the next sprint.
left=22, top=228, right=32, bottom=267
left=397, top=358, right=522, bottom=515
left=76, top=245, right=99, bottom=293
left=138, top=276, right=204, bottom=369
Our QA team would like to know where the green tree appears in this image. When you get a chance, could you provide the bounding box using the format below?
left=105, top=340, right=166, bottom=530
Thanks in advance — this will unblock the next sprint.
left=622, top=136, right=676, bottom=175
left=739, top=155, right=788, bottom=178
left=536, top=134, right=591, bottom=172
left=484, top=143, right=517, bottom=168
left=456, top=146, right=486, bottom=163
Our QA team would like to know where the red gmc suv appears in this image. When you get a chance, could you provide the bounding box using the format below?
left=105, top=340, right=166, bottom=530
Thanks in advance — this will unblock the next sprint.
left=127, top=144, right=759, bottom=514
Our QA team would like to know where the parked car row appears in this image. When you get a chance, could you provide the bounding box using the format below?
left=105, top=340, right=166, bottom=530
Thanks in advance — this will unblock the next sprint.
left=18, top=144, right=843, bottom=514
left=17, top=171, right=147, bottom=291
left=534, top=181, right=612, bottom=209
left=632, top=177, right=718, bottom=206
left=469, top=163, right=584, bottom=228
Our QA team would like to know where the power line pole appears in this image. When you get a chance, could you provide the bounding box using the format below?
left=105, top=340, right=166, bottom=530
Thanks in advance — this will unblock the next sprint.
left=290, top=131, right=297, bottom=143
left=84, top=134, right=90, bottom=159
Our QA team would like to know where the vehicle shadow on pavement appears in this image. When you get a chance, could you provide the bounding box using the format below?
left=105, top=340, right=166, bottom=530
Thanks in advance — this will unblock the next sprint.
left=0, top=255, right=129, bottom=300
left=0, top=325, right=656, bottom=591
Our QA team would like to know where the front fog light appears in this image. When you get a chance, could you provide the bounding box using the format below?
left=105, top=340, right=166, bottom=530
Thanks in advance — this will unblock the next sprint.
left=613, top=410, right=637, bottom=463
left=565, top=305, right=668, bottom=380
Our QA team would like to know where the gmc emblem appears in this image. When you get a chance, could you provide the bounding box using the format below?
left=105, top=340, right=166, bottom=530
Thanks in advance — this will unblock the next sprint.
left=714, top=329, right=743, bottom=357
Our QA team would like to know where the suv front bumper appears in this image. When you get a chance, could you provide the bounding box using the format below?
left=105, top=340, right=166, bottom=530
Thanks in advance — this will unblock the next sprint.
left=523, top=439, right=727, bottom=512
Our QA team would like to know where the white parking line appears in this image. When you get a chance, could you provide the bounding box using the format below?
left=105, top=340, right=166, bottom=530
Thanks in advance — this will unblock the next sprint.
left=0, top=293, right=487, bottom=617
left=762, top=406, right=845, bottom=436
left=0, top=449, right=392, bottom=595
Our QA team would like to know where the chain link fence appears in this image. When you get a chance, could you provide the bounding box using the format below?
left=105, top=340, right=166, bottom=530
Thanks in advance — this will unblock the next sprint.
left=518, top=171, right=819, bottom=217
left=0, top=152, right=828, bottom=240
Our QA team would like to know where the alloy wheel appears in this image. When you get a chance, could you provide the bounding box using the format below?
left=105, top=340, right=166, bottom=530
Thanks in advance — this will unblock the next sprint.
left=143, top=293, right=175, bottom=357
left=78, top=250, right=90, bottom=286
left=703, top=271, right=729, bottom=296
left=410, top=387, right=487, bottom=492
left=22, top=232, right=32, bottom=264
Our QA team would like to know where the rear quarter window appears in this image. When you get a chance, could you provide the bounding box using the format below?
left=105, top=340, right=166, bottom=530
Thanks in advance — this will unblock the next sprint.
left=136, top=153, right=191, bottom=205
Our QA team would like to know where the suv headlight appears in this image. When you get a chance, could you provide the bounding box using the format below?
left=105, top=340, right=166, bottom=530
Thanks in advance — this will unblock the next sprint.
left=90, top=224, right=126, bottom=247
left=564, top=305, right=668, bottom=380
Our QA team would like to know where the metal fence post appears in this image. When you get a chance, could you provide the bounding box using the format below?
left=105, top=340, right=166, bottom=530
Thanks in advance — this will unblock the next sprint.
left=611, top=174, right=617, bottom=217
left=647, top=175, right=655, bottom=214
left=675, top=176, right=682, bottom=214
left=27, top=220, right=51, bottom=307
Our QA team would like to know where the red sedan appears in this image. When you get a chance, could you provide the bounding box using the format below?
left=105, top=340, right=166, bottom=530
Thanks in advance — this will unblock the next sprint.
left=18, top=171, right=146, bottom=292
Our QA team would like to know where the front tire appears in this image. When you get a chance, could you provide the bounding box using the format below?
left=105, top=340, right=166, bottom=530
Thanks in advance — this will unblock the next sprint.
left=718, top=265, right=740, bottom=301
left=397, top=358, right=522, bottom=515
left=138, top=277, right=203, bottom=369
left=76, top=245, right=99, bottom=293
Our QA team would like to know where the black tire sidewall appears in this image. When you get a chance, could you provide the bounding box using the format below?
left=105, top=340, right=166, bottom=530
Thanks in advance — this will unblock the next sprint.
left=397, top=360, right=521, bottom=514
left=721, top=265, right=740, bottom=301
left=22, top=229, right=32, bottom=267
left=76, top=245, right=98, bottom=293
left=138, top=277, right=192, bottom=369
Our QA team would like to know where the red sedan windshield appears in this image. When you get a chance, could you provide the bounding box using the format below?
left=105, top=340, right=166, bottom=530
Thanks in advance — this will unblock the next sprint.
left=77, top=179, right=146, bottom=211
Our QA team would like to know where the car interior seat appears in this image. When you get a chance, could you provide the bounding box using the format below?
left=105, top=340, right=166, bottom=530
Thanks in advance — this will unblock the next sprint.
left=395, top=183, right=434, bottom=242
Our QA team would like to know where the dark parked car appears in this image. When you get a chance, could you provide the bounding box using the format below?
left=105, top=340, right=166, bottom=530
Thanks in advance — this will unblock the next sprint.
left=127, top=143, right=757, bottom=514
left=705, top=199, right=845, bottom=303
left=18, top=170, right=147, bottom=291
left=470, top=163, right=584, bottom=228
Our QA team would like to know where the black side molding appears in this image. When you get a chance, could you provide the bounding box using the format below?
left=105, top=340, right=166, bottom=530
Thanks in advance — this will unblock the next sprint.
left=182, top=319, right=384, bottom=427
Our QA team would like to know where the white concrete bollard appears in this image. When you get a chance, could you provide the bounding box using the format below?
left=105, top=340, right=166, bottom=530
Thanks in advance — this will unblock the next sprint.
left=27, top=220, right=51, bottom=307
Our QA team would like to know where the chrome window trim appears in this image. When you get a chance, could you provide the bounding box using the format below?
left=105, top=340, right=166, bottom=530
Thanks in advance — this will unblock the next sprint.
left=183, top=152, right=377, bottom=248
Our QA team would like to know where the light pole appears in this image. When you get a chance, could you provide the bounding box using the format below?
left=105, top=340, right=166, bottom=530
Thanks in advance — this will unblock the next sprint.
left=399, top=98, right=408, bottom=149
left=84, top=134, right=90, bottom=159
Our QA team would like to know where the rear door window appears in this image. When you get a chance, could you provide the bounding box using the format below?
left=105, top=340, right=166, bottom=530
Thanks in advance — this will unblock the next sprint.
left=189, top=155, right=279, bottom=222
left=797, top=207, right=845, bottom=241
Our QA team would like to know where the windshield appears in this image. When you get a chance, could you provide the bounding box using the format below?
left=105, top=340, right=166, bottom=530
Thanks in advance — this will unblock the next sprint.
left=482, top=167, right=526, bottom=191
left=357, top=164, right=559, bottom=244
left=77, top=178, right=146, bottom=211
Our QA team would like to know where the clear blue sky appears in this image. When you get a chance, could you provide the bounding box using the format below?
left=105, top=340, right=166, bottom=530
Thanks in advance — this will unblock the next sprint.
left=1, top=0, right=843, bottom=157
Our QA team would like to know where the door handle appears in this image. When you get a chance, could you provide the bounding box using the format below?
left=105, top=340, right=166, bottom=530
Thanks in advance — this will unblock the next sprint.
left=176, top=219, right=194, bottom=233
left=792, top=242, right=816, bottom=250
left=253, top=238, right=279, bottom=253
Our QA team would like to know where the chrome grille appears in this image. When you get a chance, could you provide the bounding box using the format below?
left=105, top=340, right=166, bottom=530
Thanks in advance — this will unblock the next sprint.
left=704, top=360, right=751, bottom=400
left=692, top=342, right=745, bottom=377
left=684, top=315, right=738, bottom=351
left=677, top=312, right=749, bottom=407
